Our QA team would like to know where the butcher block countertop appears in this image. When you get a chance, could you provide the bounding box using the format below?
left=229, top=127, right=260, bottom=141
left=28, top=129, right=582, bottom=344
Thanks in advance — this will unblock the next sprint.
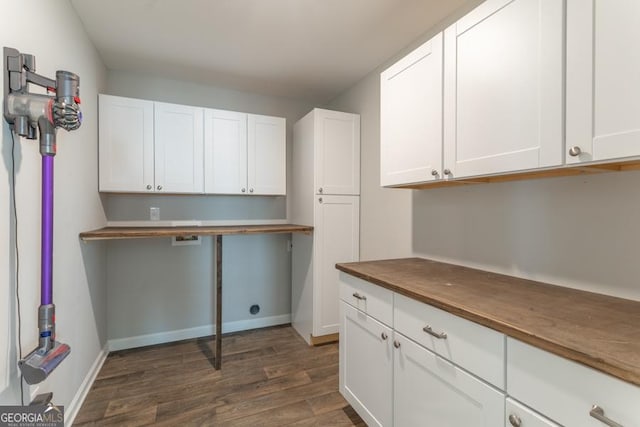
left=79, top=224, right=313, bottom=241
left=336, top=258, right=640, bottom=387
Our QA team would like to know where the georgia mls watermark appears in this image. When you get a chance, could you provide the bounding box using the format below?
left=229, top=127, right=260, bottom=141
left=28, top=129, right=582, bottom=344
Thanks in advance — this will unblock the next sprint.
left=0, top=405, right=64, bottom=427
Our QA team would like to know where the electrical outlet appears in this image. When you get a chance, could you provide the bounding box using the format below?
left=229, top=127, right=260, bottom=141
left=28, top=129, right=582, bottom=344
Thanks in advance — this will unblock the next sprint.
left=150, top=207, right=160, bottom=221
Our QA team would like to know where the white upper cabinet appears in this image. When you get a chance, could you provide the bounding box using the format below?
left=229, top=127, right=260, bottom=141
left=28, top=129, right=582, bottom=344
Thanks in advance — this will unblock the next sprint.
left=99, top=95, right=203, bottom=193
left=248, top=114, right=286, bottom=195
left=380, top=32, right=443, bottom=186
left=204, top=109, right=248, bottom=194
left=99, top=94, right=154, bottom=192
left=314, top=109, right=360, bottom=195
left=566, top=0, right=640, bottom=164
left=443, top=0, right=564, bottom=179
left=204, top=112, right=285, bottom=195
left=154, top=102, right=204, bottom=193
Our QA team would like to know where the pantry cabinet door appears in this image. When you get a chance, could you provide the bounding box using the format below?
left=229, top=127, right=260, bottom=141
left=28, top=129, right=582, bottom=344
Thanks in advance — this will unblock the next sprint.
left=443, top=0, right=563, bottom=179
left=154, top=102, right=204, bottom=193
left=380, top=32, right=443, bottom=186
left=566, top=0, right=640, bottom=164
left=314, top=195, right=360, bottom=338
left=314, top=109, right=360, bottom=195
left=204, top=109, right=247, bottom=194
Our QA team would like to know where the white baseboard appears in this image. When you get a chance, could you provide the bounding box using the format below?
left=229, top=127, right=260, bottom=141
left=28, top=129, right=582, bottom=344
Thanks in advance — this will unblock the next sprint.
left=108, top=314, right=291, bottom=352
left=65, top=344, right=109, bottom=427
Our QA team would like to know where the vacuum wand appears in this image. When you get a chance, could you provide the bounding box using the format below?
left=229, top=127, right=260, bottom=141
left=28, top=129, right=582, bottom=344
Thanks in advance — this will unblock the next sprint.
left=4, top=47, right=82, bottom=385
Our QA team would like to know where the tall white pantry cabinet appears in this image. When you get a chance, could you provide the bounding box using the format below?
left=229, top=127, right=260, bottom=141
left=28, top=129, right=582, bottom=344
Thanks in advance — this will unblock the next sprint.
left=291, top=108, right=360, bottom=345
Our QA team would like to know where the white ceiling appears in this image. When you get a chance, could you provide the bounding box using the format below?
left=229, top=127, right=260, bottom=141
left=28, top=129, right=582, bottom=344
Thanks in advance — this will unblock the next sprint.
left=70, top=0, right=471, bottom=104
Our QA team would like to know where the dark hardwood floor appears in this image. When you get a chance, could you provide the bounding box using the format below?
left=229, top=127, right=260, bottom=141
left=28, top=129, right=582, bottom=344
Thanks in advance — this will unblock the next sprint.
left=73, top=325, right=365, bottom=426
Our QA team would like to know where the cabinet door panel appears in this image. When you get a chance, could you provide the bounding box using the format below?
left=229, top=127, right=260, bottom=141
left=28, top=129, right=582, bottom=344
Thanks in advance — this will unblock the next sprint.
left=314, top=109, right=360, bottom=195
left=566, top=0, right=640, bottom=163
left=314, top=196, right=359, bottom=337
left=248, top=114, right=286, bottom=195
left=444, top=0, right=563, bottom=178
left=99, top=95, right=154, bottom=192
left=380, top=32, right=443, bottom=186
left=340, top=302, right=392, bottom=427
left=154, top=102, right=204, bottom=193
left=394, top=333, right=504, bottom=427
left=204, top=109, right=247, bottom=194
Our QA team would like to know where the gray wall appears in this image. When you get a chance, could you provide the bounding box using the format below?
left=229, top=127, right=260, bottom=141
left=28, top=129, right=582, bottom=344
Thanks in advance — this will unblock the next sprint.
left=104, top=71, right=314, bottom=342
left=328, top=2, right=640, bottom=302
left=0, top=0, right=108, bottom=411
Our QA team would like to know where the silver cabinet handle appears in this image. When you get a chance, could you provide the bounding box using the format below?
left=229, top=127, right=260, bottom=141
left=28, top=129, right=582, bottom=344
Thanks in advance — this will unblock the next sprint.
left=318, top=187, right=323, bottom=193
left=318, top=197, right=323, bottom=203
left=157, top=185, right=163, bottom=191
left=352, top=292, right=366, bottom=301
left=508, top=414, right=522, bottom=427
left=423, top=325, right=447, bottom=339
left=590, top=405, right=624, bottom=427
left=393, top=340, right=401, bottom=349
left=249, top=188, right=254, bottom=193
left=381, top=332, right=388, bottom=340
left=443, top=168, right=452, bottom=176
left=146, top=184, right=152, bottom=190
left=431, top=169, right=439, bottom=177
left=241, top=188, right=246, bottom=193
left=569, top=146, right=582, bottom=157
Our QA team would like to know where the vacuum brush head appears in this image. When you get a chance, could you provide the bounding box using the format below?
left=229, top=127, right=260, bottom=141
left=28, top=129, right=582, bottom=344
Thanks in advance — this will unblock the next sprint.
left=19, top=342, right=70, bottom=385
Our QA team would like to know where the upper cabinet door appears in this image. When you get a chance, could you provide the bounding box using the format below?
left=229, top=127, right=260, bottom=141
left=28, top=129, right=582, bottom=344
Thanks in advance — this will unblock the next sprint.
left=204, top=109, right=248, bottom=194
left=314, top=109, right=360, bottom=195
left=380, top=32, right=443, bottom=186
left=443, top=0, right=563, bottom=179
left=154, top=102, right=204, bottom=193
left=248, top=114, right=286, bottom=195
left=566, top=0, right=640, bottom=164
left=99, top=94, right=154, bottom=192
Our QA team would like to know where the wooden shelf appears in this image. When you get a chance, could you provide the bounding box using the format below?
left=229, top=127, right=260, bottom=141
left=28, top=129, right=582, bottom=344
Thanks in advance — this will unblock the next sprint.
left=336, top=257, right=640, bottom=386
left=79, top=224, right=313, bottom=241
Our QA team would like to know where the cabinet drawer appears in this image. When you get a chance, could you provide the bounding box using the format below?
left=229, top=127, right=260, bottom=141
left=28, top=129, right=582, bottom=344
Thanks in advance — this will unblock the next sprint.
left=506, top=398, right=560, bottom=427
left=507, top=338, right=640, bottom=427
left=394, top=293, right=504, bottom=388
left=338, top=272, right=393, bottom=327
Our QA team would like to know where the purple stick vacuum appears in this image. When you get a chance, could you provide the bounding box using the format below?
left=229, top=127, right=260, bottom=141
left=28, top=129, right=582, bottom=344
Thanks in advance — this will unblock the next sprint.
left=4, top=47, right=82, bottom=385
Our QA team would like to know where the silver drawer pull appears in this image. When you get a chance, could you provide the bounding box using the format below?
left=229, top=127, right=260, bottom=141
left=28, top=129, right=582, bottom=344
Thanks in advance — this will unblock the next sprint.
left=381, top=332, right=388, bottom=340
left=352, top=292, right=367, bottom=301
left=590, top=405, right=624, bottom=427
left=423, top=325, right=447, bottom=339
left=508, top=414, right=522, bottom=427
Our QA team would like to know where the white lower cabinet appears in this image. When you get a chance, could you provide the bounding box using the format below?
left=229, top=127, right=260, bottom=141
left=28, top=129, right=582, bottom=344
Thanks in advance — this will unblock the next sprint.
left=340, top=302, right=393, bottom=427
left=394, top=333, right=504, bottom=427
left=339, top=275, right=506, bottom=427
left=507, top=338, right=640, bottom=427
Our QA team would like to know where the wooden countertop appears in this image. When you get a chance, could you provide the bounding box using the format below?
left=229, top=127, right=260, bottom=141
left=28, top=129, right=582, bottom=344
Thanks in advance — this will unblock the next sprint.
left=336, top=258, right=640, bottom=386
left=79, top=224, right=313, bottom=241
